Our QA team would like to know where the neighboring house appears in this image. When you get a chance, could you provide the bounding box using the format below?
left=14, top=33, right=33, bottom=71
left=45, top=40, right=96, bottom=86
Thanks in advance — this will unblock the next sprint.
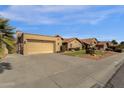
left=96, top=42, right=108, bottom=50
left=96, top=41, right=119, bottom=51
left=107, top=41, right=118, bottom=47
left=106, top=41, right=118, bottom=50
left=16, top=31, right=62, bottom=55
left=62, top=38, right=82, bottom=51
left=80, top=38, right=98, bottom=48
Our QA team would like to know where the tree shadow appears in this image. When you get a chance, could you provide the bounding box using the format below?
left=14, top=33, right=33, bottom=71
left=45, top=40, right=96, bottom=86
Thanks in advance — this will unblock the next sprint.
left=0, top=62, right=12, bottom=73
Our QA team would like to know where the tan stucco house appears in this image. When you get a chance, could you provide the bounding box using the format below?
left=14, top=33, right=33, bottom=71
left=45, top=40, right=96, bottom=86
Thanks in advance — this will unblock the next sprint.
left=96, top=42, right=108, bottom=50
left=16, top=31, right=63, bottom=55
left=80, top=38, right=98, bottom=48
left=62, top=38, right=82, bottom=51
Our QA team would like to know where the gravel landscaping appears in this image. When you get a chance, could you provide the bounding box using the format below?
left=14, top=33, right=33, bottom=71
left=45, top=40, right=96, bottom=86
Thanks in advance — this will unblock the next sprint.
left=63, top=50, right=117, bottom=60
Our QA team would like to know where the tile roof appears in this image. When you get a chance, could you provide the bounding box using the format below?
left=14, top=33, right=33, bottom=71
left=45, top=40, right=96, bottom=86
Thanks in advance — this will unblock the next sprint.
left=80, top=38, right=97, bottom=45
left=63, top=38, right=81, bottom=43
left=97, top=41, right=114, bottom=46
left=96, top=42, right=107, bottom=46
left=63, top=38, right=75, bottom=43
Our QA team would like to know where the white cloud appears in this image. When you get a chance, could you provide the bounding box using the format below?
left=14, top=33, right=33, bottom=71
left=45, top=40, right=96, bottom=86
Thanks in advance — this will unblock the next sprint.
left=0, top=5, right=91, bottom=25
left=36, top=5, right=91, bottom=13
left=0, top=5, right=124, bottom=25
left=0, top=6, right=59, bottom=25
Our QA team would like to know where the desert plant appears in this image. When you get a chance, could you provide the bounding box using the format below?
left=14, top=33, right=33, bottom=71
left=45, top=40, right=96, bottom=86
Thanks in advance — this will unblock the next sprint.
left=106, top=48, right=113, bottom=51
left=86, top=47, right=95, bottom=55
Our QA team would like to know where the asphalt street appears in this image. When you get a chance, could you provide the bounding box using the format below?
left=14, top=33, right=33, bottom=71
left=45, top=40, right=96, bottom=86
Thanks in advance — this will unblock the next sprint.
left=105, top=62, right=124, bottom=88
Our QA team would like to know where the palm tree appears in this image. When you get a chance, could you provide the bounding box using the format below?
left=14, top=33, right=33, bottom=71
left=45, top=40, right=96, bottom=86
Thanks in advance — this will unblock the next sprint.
left=0, top=16, right=15, bottom=57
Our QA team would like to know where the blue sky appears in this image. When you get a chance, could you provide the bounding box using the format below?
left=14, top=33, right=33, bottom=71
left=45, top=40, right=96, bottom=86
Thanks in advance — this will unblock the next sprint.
left=0, top=5, right=124, bottom=42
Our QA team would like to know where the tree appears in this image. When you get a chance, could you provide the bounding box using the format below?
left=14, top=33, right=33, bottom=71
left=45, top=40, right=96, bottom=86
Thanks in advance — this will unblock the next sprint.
left=85, top=45, right=95, bottom=55
left=0, top=16, right=15, bottom=55
left=111, top=40, right=118, bottom=45
left=117, top=41, right=124, bottom=49
left=120, top=41, right=124, bottom=45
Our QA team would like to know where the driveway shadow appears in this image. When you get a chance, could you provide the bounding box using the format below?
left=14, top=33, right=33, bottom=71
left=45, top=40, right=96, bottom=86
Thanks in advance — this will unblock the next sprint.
left=0, top=62, right=12, bottom=73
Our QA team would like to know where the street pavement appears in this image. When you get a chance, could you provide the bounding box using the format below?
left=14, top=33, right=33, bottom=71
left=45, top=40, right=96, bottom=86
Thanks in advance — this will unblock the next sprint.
left=0, top=53, right=124, bottom=88
left=105, top=61, right=124, bottom=88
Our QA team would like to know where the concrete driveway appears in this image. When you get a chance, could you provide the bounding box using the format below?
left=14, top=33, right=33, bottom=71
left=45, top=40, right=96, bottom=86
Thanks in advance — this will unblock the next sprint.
left=0, top=53, right=124, bottom=88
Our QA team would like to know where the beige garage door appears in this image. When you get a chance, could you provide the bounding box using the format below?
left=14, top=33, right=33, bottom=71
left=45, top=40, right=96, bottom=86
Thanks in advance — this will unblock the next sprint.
left=26, top=39, right=55, bottom=55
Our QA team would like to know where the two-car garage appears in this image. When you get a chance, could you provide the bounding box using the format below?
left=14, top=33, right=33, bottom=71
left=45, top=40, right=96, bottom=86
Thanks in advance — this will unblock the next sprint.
left=26, top=39, right=55, bottom=55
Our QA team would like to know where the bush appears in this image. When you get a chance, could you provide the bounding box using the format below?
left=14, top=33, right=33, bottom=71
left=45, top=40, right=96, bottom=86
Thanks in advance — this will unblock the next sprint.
left=114, top=48, right=122, bottom=53
left=74, top=48, right=80, bottom=51
left=106, top=48, right=113, bottom=51
left=86, top=48, right=95, bottom=55
left=69, top=48, right=80, bottom=51
left=117, top=45, right=124, bottom=49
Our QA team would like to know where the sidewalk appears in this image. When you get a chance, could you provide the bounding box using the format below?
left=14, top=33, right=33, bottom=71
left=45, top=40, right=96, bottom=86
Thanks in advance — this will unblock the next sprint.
left=0, top=53, right=124, bottom=88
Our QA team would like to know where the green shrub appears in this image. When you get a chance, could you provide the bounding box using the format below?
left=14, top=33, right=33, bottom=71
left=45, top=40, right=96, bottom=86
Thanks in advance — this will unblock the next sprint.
left=106, top=48, right=113, bottom=51
left=86, top=47, right=95, bottom=55
left=114, top=48, right=123, bottom=53
left=117, top=45, right=124, bottom=49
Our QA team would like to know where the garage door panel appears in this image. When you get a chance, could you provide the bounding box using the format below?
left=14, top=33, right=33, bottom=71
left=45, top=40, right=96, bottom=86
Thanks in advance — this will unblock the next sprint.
left=26, top=40, right=54, bottom=55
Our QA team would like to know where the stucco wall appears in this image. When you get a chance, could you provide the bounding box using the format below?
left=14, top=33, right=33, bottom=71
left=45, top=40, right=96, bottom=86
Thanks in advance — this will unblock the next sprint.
left=103, top=44, right=108, bottom=50
left=91, top=39, right=97, bottom=46
left=56, top=37, right=63, bottom=52
left=68, top=39, right=82, bottom=49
